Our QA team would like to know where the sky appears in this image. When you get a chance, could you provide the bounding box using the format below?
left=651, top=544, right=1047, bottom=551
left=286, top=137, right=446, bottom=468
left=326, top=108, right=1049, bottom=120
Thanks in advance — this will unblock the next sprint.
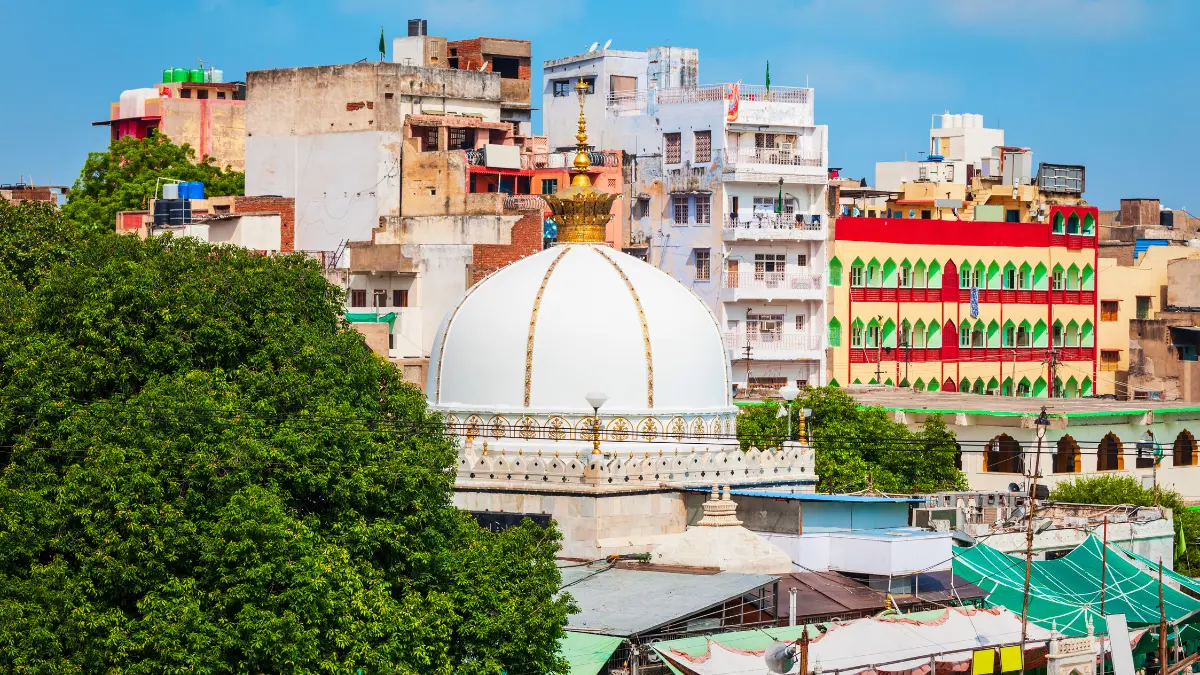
left=2, top=0, right=1197, bottom=209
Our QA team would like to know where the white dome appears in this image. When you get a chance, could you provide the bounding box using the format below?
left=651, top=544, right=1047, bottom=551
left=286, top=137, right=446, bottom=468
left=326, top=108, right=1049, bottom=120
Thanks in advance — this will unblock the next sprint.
left=428, top=244, right=732, bottom=416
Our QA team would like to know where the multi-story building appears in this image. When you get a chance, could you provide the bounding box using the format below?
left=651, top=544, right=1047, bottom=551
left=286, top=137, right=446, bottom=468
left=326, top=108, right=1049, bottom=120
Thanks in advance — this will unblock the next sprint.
left=828, top=203, right=1100, bottom=397
left=875, top=112, right=1004, bottom=192
left=92, top=71, right=246, bottom=171
left=542, top=46, right=830, bottom=393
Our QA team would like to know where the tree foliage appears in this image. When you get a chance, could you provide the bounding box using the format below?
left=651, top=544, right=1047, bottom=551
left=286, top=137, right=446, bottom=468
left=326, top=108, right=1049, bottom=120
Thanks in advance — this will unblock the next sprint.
left=0, top=200, right=79, bottom=291
left=0, top=222, right=570, bottom=674
left=61, top=135, right=244, bottom=235
left=737, top=386, right=967, bottom=493
left=1050, top=475, right=1198, bottom=575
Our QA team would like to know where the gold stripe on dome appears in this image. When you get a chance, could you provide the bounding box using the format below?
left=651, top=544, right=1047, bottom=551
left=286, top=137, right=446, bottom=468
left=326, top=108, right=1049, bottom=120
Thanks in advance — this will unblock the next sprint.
left=435, top=273, right=490, bottom=404
left=524, top=246, right=574, bottom=407
left=591, top=247, right=655, bottom=408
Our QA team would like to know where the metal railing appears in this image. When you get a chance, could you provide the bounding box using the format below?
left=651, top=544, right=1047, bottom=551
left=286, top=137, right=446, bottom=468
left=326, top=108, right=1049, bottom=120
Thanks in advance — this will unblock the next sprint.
left=723, top=270, right=823, bottom=291
left=463, top=149, right=621, bottom=170
left=654, top=84, right=813, bottom=106
left=606, top=90, right=646, bottom=115
left=725, top=147, right=823, bottom=167
left=724, top=331, right=824, bottom=352
left=503, top=195, right=547, bottom=211
left=723, top=213, right=823, bottom=231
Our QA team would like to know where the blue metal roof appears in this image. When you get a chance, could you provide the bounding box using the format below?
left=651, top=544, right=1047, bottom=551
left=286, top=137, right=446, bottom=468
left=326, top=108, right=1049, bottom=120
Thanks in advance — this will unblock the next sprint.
left=686, top=487, right=921, bottom=504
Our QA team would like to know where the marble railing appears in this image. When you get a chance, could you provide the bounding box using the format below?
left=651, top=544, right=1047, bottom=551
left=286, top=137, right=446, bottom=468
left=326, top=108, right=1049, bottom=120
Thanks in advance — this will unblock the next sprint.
left=457, top=443, right=815, bottom=486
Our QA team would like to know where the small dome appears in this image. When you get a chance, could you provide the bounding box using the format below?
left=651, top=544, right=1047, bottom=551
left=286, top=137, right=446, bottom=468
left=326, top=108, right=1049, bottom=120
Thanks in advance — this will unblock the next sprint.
left=427, top=244, right=732, bottom=416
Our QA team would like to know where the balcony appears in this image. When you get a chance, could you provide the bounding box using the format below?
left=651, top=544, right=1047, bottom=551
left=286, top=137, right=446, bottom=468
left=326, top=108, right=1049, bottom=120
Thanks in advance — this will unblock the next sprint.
left=655, top=84, right=811, bottom=106
left=503, top=194, right=547, bottom=212
left=724, top=332, right=824, bottom=361
left=526, top=150, right=621, bottom=170
left=723, top=213, right=825, bottom=241
left=721, top=270, right=823, bottom=302
left=721, top=146, right=826, bottom=184
left=606, top=90, right=647, bottom=117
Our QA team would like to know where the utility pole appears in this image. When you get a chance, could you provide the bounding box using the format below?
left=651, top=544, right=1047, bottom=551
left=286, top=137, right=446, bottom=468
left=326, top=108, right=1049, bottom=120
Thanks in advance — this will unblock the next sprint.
left=1020, top=407, right=1050, bottom=675
left=1044, top=347, right=1059, bottom=398
left=874, top=314, right=884, bottom=384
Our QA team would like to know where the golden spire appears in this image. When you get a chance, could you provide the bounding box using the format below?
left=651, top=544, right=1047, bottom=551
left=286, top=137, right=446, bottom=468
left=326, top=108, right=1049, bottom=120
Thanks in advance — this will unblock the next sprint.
left=540, top=76, right=619, bottom=244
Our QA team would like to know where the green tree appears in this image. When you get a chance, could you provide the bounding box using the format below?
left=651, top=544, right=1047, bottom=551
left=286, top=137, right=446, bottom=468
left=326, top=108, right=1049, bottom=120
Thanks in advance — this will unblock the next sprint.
left=736, top=386, right=966, bottom=493
left=61, top=135, right=244, bottom=235
left=0, top=200, right=79, bottom=290
left=0, top=224, right=570, bottom=674
left=1051, top=475, right=1198, bottom=575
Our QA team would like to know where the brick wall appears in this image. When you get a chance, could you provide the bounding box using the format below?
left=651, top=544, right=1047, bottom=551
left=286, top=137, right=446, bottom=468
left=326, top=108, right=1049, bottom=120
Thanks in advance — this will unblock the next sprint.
left=1121, top=198, right=1160, bottom=228
left=470, top=211, right=543, bottom=283
left=233, top=196, right=295, bottom=252
left=448, top=38, right=484, bottom=71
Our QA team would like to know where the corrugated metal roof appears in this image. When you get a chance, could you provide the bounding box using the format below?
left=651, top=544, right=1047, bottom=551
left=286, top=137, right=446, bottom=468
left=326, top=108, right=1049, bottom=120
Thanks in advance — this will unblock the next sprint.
left=558, top=565, right=777, bottom=637
left=688, top=487, right=920, bottom=504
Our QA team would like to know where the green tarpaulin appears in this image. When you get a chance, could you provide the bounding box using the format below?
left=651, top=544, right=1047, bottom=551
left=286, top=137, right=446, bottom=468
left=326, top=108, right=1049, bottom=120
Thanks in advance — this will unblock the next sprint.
left=558, top=631, right=624, bottom=675
left=953, top=535, right=1200, bottom=637
left=344, top=312, right=397, bottom=330
left=1119, top=544, right=1200, bottom=597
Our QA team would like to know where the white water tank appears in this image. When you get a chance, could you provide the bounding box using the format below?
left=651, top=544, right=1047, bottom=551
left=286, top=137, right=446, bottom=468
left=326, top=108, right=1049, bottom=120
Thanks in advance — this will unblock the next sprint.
left=963, top=113, right=977, bottom=128
left=162, top=182, right=179, bottom=200
left=941, top=113, right=953, bottom=129
left=951, top=114, right=963, bottom=128
left=119, top=88, right=159, bottom=118
left=209, top=68, right=223, bottom=84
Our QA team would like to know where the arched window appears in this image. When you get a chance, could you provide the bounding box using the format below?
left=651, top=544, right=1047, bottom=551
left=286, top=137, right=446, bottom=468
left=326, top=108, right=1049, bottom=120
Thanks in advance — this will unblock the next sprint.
left=1066, top=320, right=1080, bottom=347
left=913, top=320, right=927, bottom=348
left=1018, top=262, right=1032, bottom=290
left=900, top=320, right=912, bottom=348
left=1033, top=377, right=1048, bottom=398
left=882, top=318, right=897, bottom=348
left=1033, top=262, right=1048, bottom=290
left=866, top=318, right=881, bottom=347
left=959, top=320, right=972, bottom=348
left=1083, top=213, right=1096, bottom=235
left=928, top=378, right=940, bottom=392
left=972, top=378, right=985, bottom=395
left=914, top=377, right=925, bottom=390
left=927, top=320, right=942, bottom=348
left=828, top=318, right=842, bottom=347
left=1082, top=377, right=1093, bottom=397
left=987, top=319, right=1001, bottom=347
left=883, top=258, right=898, bottom=288
left=1018, top=377, right=1032, bottom=397
left=1003, top=319, right=1017, bottom=347
left=851, top=319, right=864, bottom=347
left=1098, top=432, right=1123, bottom=471
left=943, top=377, right=957, bottom=392
left=1081, top=264, right=1095, bottom=291
left=1017, top=320, right=1032, bottom=348
left=850, top=258, right=865, bottom=287
left=960, top=377, right=971, bottom=394
left=1081, top=320, right=1094, bottom=347
left=986, top=261, right=1001, bottom=289
left=1052, top=264, right=1065, bottom=290
left=973, top=262, right=985, bottom=289
left=1053, top=320, right=1065, bottom=347
left=1003, top=377, right=1014, bottom=397
left=1055, top=435, right=1081, bottom=473
left=928, top=260, right=942, bottom=286
left=898, top=259, right=912, bottom=288
left=1033, top=319, right=1048, bottom=348
left=829, top=257, right=843, bottom=286
left=1065, top=376, right=1079, bottom=398
left=1066, top=264, right=1080, bottom=290
left=828, top=378, right=841, bottom=388
left=986, top=434, right=1025, bottom=473
left=972, top=320, right=986, bottom=348
left=1067, top=213, right=1080, bottom=234
left=913, top=260, right=927, bottom=288
left=867, top=258, right=882, bottom=287
left=986, top=377, right=1000, bottom=395
left=1054, top=377, right=1064, bottom=398
left=960, top=261, right=972, bottom=289
left=1003, top=262, right=1018, bottom=289
left=1174, top=431, right=1196, bottom=467
left=1053, top=212, right=1066, bottom=234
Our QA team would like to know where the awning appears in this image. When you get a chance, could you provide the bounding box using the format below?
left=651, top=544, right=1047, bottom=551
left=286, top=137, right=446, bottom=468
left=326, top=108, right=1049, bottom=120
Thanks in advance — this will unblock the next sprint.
left=345, top=312, right=397, bottom=330
left=559, top=631, right=624, bottom=675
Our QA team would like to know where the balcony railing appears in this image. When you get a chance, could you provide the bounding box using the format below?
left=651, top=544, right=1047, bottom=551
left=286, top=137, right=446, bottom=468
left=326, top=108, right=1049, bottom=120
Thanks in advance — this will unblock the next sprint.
left=724, top=332, right=824, bottom=353
left=724, top=270, right=823, bottom=291
left=724, top=213, right=823, bottom=231
left=725, top=147, right=823, bottom=168
left=503, top=195, right=547, bottom=212
left=654, top=84, right=812, bottom=106
left=464, top=149, right=621, bottom=170
left=606, top=90, right=647, bottom=116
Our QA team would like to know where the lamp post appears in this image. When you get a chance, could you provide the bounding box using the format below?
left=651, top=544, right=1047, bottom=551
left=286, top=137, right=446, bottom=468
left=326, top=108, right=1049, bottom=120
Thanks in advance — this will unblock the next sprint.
left=585, top=392, right=608, bottom=456
left=780, top=384, right=800, bottom=444
left=1019, top=406, right=1051, bottom=675
left=1139, top=429, right=1162, bottom=506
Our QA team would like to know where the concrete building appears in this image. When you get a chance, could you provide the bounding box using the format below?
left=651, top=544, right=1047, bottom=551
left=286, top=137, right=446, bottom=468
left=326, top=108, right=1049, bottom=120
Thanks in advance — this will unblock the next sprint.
left=1, top=181, right=67, bottom=205
left=849, top=387, right=1200, bottom=501
left=92, top=76, right=246, bottom=171
left=875, top=112, right=1004, bottom=192
left=542, top=45, right=830, bottom=394
left=1098, top=197, right=1200, bottom=267
left=115, top=194, right=294, bottom=255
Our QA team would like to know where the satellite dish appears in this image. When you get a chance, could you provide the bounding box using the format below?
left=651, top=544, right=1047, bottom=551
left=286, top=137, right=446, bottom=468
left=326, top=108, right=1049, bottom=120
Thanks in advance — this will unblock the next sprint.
left=588, top=41, right=599, bottom=53
left=603, top=39, right=612, bottom=50
left=478, top=60, right=489, bottom=71
left=765, top=643, right=796, bottom=674
left=1008, top=482, right=1021, bottom=493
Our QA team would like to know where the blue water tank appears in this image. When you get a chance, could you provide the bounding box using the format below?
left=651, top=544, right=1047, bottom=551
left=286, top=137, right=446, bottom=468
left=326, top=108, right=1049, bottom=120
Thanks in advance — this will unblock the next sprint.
left=191, top=181, right=205, bottom=200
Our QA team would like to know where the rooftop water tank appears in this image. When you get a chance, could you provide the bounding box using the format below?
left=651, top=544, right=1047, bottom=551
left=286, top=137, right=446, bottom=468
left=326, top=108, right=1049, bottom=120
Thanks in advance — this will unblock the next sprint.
left=940, top=113, right=953, bottom=129
left=188, top=68, right=204, bottom=83
left=162, top=68, right=174, bottom=83
left=951, top=114, right=963, bottom=128
left=209, top=68, right=223, bottom=84
left=153, top=199, right=170, bottom=226
left=173, top=67, right=187, bottom=83
left=162, top=182, right=179, bottom=200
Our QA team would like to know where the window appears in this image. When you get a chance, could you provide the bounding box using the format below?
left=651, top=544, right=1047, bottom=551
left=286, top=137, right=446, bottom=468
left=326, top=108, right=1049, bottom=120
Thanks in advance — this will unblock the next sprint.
left=694, top=249, right=711, bottom=281
left=217, top=91, right=227, bottom=100
left=1004, top=325, right=1016, bottom=347
left=581, top=78, right=595, bottom=94
left=1101, top=300, right=1119, bottom=321
left=672, top=196, right=689, bottom=224
left=754, top=133, right=776, bottom=149
left=350, top=289, right=366, bottom=307
left=695, top=195, right=711, bottom=224
left=795, top=315, right=806, bottom=331
left=418, top=126, right=439, bottom=151
left=1136, top=296, right=1152, bottom=319
left=492, top=56, right=520, bottom=79
left=664, top=133, right=682, bottom=164
left=1017, top=325, right=1031, bottom=347
left=1101, top=350, right=1120, bottom=371
left=1004, top=268, right=1016, bottom=289
left=448, top=127, right=474, bottom=149
left=945, top=164, right=955, bottom=181
left=373, top=290, right=387, bottom=307
left=728, top=320, right=740, bottom=331
left=1053, top=323, right=1064, bottom=347
left=633, top=196, right=650, bottom=219
left=829, top=321, right=842, bottom=347
left=918, top=165, right=929, bottom=181
left=197, top=89, right=209, bottom=100
left=1006, top=209, right=1020, bottom=223
left=972, top=325, right=985, bottom=347
left=972, top=267, right=983, bottom=288
left=748, top=314, right=784, bottom=340
left=797, top=254, right=807, bottom=267
left=393, top=289, right=409, bottom=308
left=693, top=130, right=711, bottom=163
left=553, top=79, right=571, bottom=97
left=899, top=266, right=911, bottom=288
left=1052, top=269, right=1064, bottom=290
left=541, top=179, right=558, bottom=195
left=851, top=323, right=863, bottom=347
left=851, top=265, right=864, bottom=287
left=180, top=88, right=191, bottom=98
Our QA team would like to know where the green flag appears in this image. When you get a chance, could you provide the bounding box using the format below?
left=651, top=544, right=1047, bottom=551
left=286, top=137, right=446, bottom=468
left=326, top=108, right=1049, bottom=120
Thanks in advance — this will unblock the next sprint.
left=379, top=27, right=386, bottom=61
left=776, top=180, right=783, bottom=214
left=1179, top=522, right=1188, bottom=559
left=765, top=60, right=771, bottom=91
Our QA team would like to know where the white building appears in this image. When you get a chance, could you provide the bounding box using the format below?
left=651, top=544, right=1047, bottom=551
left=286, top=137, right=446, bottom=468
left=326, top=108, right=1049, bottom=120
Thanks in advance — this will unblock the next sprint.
left=542, top=46, right=830, bottom=394
left=875, top=112, right=1006, bottom=192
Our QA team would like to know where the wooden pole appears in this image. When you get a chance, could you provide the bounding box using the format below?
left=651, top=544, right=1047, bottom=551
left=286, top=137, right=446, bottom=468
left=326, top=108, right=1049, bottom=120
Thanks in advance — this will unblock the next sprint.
left=1019, top=425, right=1045, bottom=675
left=1160, top=560, right=1169, bottom=675
left=1101, top=516, right=1108, bottom=615
left=799, top=626, right=810, bottom=675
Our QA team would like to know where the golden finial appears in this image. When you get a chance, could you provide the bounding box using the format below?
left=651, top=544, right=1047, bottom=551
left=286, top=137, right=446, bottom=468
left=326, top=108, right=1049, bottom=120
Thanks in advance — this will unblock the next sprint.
left=481, top=441, right=488, bottom=457
left=573, top=79, right=592, bottom=175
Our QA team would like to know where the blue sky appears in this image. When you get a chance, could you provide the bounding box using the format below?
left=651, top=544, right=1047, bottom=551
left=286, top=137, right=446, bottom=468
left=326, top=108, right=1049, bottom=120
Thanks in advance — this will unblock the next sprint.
left=2, top=0, right=1196, bottom=209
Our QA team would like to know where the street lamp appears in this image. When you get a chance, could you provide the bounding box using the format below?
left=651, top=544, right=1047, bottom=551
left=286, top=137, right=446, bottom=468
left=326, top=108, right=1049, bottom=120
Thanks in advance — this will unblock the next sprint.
left=1019, top=406, right=1052, bottom=675
left=780, top=384, right=800, bottom=443
left=585, top=391, right=608, bottom=456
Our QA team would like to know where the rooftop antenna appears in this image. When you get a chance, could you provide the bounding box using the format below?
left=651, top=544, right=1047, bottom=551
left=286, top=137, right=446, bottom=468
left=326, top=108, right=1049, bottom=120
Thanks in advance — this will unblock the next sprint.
left=602, top=39, right=612, bottom=50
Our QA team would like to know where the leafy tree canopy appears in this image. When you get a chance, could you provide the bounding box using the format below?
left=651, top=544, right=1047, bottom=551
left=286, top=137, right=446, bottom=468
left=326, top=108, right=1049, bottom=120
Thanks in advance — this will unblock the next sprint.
left=737, top=386, right=966, bottom=493
left=0, top=219, right=570, bottom=674
left=61, top=135, right=244, bottom=235
left=1050, top=475, right=1197, bottom=574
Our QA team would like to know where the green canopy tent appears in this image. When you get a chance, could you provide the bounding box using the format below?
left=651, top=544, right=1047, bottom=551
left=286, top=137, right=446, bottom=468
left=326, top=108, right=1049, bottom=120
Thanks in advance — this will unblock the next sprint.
left=1118, top=544, right=1200, bottom=598
left=344, top=312, right=397, bottom=331
left=557, top=631, right=625, bottom=675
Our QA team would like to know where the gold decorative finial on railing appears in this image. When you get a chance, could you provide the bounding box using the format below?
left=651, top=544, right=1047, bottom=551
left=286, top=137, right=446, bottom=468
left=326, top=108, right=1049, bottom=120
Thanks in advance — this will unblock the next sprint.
left=540, top=76, right=619, bottom=244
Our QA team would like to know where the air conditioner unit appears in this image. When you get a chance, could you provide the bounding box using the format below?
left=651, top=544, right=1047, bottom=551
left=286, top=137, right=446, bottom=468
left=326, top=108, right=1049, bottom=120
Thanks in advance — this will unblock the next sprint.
left=780, top=142, right=794, bottom=152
